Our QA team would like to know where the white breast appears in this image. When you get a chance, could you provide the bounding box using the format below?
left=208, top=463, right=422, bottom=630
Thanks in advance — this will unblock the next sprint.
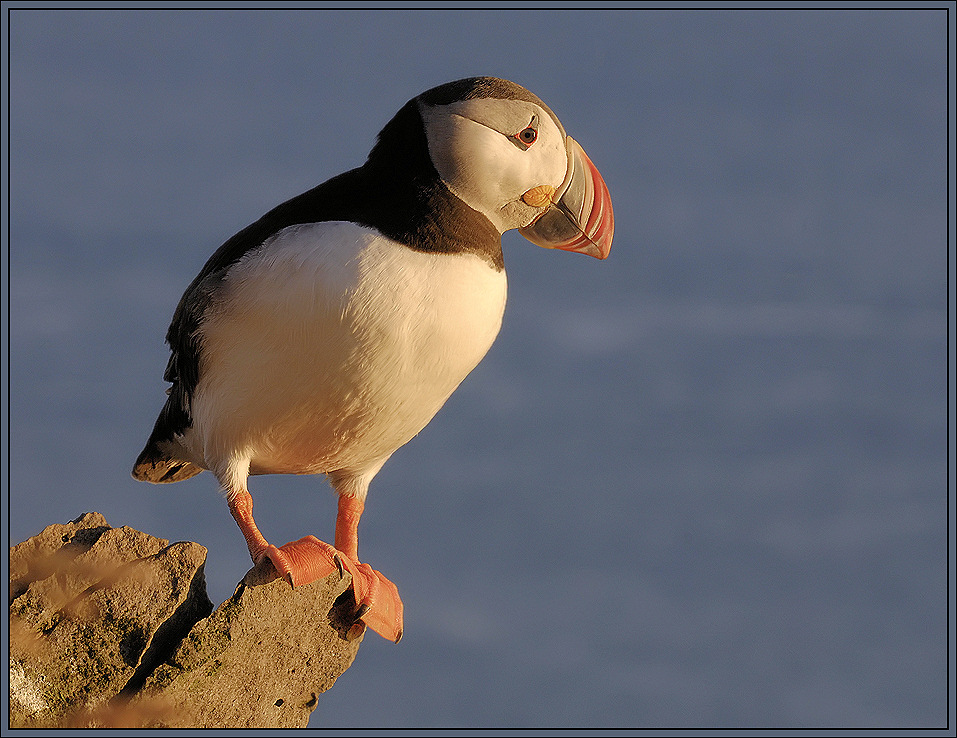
left=182, top=222, right=507, bottom=481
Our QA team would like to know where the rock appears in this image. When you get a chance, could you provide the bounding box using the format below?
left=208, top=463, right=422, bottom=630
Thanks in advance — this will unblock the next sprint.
left=8, top=512, right=209, bottom=727
left=131, top=560, right=365, bottom=727
left=9, top=513, right=364, bottom=728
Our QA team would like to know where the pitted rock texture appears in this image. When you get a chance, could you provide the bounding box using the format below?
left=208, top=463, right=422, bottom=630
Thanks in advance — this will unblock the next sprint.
left=9, top=513, right=363, bottom=728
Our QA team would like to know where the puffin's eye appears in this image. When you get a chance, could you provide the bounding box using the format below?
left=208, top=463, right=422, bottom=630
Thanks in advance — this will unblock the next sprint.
left=511, top=126, right=538, bottom=150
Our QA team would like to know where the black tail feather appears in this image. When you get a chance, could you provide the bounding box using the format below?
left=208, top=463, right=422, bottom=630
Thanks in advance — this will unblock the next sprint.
left=132, top=441, right=204, bottom=483
left=132, top=393, right=204, bottom=484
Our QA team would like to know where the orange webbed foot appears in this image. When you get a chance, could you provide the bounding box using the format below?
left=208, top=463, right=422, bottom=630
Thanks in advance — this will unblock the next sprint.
left=257, top=535, right=342, bottom=586
left=345, top=559, right=403, bottom=643
left=256, top=536, right=404, bottom=643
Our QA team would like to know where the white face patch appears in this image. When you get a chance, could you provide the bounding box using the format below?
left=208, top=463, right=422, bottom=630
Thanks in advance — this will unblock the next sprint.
left=419, top=97, right=568, bottom=233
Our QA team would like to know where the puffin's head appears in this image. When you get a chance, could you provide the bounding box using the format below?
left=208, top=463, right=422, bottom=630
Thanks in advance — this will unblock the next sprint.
left=415, top=77, right=613, bottom=260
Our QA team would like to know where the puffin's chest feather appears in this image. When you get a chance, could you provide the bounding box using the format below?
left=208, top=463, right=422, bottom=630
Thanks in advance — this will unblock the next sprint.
left=219, top=222, right=507, bottom=370
left=191, top=223, right=507, bottom=466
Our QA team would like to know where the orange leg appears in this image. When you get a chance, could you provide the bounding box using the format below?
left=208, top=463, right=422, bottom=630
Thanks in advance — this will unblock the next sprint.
left=227, top=488, right=403, bottom=643
left=334, top=493, right=364, bottom=559
left=334, top=494, right=404, bottom=642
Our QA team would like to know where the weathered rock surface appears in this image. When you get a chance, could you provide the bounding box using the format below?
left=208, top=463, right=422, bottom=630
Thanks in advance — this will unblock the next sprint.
left=9, top=512, right=364, bottom=728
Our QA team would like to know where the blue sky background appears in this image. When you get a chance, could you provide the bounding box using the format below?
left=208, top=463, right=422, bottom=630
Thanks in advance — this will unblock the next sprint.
left=6, top=6, right=951, bottom=729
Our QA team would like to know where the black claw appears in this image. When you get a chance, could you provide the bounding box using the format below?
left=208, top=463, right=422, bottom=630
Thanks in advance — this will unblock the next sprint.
left=394, top=628, right=403, bottom=644
left=345, top=621, right=366, bottom=641
left=333, top=554, right=344, bottom=579
left=353, top=603, right=370, bottom=621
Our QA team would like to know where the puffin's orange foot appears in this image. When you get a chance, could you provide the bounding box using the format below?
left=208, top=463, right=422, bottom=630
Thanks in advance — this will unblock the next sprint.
left=256, top=536, right=404, bottom=643
left=345, top=560, right=404, bottom=643
left=257, top=535, right=342, bottom=587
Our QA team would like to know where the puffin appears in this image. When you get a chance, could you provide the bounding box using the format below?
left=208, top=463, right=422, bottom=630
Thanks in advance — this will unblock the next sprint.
left=132, top=77, right=614, bottom=644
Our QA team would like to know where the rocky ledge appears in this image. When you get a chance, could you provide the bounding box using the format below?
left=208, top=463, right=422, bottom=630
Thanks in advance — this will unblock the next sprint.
left=9, top=512, right=364, bottom=728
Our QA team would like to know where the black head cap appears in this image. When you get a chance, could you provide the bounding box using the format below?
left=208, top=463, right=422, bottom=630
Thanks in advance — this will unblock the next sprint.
left=417, top=77, right=566, bottom=137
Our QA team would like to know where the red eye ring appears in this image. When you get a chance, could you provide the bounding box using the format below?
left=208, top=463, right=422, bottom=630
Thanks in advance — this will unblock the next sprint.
left=516, top=126, right=537, bottom=146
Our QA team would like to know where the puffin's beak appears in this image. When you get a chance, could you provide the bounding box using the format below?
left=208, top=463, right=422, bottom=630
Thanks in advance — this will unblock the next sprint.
left=518, top=136, right=614, bottom=259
